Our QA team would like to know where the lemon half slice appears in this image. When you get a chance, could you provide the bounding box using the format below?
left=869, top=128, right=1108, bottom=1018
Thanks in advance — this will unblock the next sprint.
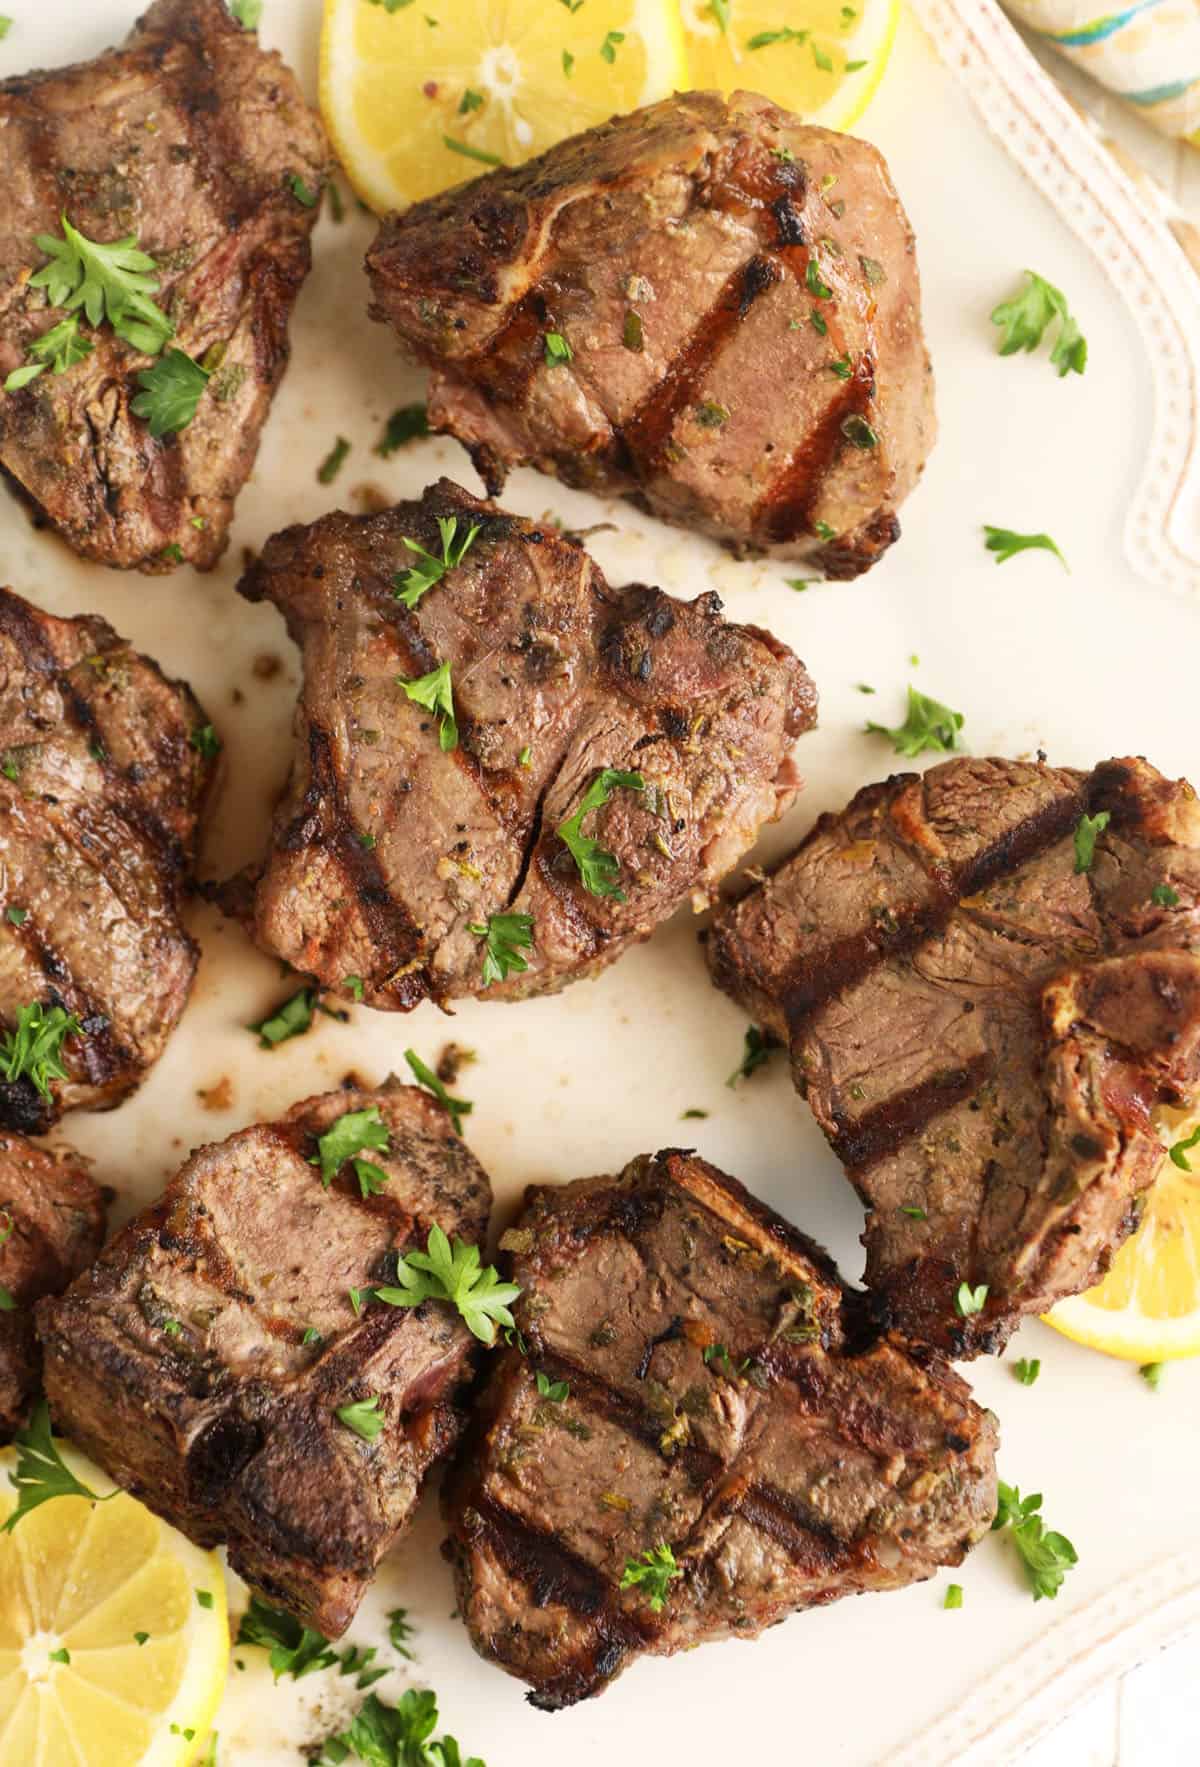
left=678, top=0, right=899, bottom=133
left=1045, top=1109, right=1200, bottom=1364
left=321, top=0, right=689, bottom=212
left=0, top=1441, right=228, bottom=1766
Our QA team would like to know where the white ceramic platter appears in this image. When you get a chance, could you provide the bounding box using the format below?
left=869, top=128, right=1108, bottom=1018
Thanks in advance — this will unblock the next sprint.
left=2, top=3, right=1198, bottom=1763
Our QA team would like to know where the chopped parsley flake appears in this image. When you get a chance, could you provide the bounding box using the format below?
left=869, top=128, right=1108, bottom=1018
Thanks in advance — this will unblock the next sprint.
left=0, top=1003, right=82, bottom=1103
left=620, top=1543, right=682, bottom=1611
left=467, top=912, right=535, bottom=987
left=867, top=686, right=964, bottom=758
left=310, top=1106, right=390, bottom=1188
left=1072, top=811, right=1110, bottom=875
left=404, top=1048, right=473, bottom=1135
left=992, top=1481, right=1078, bottom=1600
left=983, top=526, right=1068, bottom=570
left=991, top=270, right=1087, bottom=377
left=393, top=514, right=480, bottom=607
left=556, top=768, right=645, bottom=900
left=318, top=435, right=351, bottom=484
left=374, top=1224, right=521, bottom=1345
left=376, top=404, right=428, bottom=455
left=335, top=1394, right=385, bottom=1441
left=130, top=348, right=210, bottom=437
left=397, top=660, right=457, bottom=751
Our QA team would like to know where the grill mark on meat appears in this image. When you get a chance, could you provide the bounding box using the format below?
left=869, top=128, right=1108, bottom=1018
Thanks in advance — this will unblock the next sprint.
left=832, top=1055, right=994, bottom=1174
left=282, top=723, right=427, bottom=1001
left=754, top=356, right=876, bottom=543
left=618, top=255, right=781, bottom=475
left=734, top=1481, right=851, bottom=1571
left=458, top=290, right=547, bottom=412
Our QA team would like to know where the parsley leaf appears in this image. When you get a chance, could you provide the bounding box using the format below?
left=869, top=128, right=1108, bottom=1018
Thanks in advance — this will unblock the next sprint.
left=1152, top=883, right=1180, bottom=908
left=443, top=135, right=503, bottom=167
left=336, top=1394, right=386, bottom=1440
left=1072, top=810, right=1110, bottom=874
left=374, top=1224, right=521, bottom=1345
left=467, top=912, right=534, bottom=987
left=375, top=404, right=428, bottom=456
left=1140, top=1360, right=1165, bottom=1391
left=290, top=175, right=320, bottom=208
left=535, top=1370, right=569, bottom=1403
left=991, top=271, right=1087, bottom=377
left=991, top=1481, right=1077, bottom=1600
left=393, top=516, right=481, bottom=608
left=599, top=29, right=625, bottom=61
left=0, top=1002, right=81, bottom=1103
left=321, top=1689, right=484, bottom=1767
left=749, top=26, right=809, bottom=47
left=130, top=348, right=210, bottom=437
left=4, top=314, right=95, bottom=392
left=1012, top=1357, right=1041, bottom=1386
left=311, top=1107, right=390, bottom=1187
left=3, top=1400, right=115, bottom=1533
left=867, top=686, right=964, bottom=758
left=397, top=660, right=457, bottom=751
left=250, top=987, right=316, bottom=1048
left=190, top=724, right=221, bottom=759
left=228, top=0, right=263, bottom=25
left=944, top=1584, right=964, bottom=1609
left=1169, top=1124, right=1200, bottom=1171
left=386, top=1607, right=416, bottom=1659
left=727, top=1025, right=775, bottom=1087
left=236, top=1595, right=337, bottom=1678
left=318, top=436, right=351, bottom=484
left=556, top=768, right=645, bottom=900
left=955, top=1281, right=988, bottom=1317
left=404, top=1049, right=473, bottom=1134
left=543, top=331, right=573, bottom=366
left=619, top=1542, right=682, bottom=1612
left=30, top=215, right=172, bottom=354
left=983, top=526, right=1068, bottom=570
left=354, top=1160, right=389, bottom=1199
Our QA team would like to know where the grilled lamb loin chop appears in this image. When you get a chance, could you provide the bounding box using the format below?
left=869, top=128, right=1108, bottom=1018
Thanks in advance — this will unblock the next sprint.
left=37, top=1083, right=492, bottom=1637
left=0, top=586, right=216, bottom=1133
left=231, top=478, right=815, bottom=1009
left=0, top=1133, right=105, bottom=1440
left=445, top=1149, right=997, bottom=1708
left=707, top=755, right=1200, bottom=1356
left=367, top=91, right=934, bottom=580
left=0, top=0, right=327, bottom=573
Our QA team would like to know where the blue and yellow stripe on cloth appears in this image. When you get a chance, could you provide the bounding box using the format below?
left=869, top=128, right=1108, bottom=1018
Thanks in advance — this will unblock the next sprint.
left=1002, top=0, right=1200, bottom=142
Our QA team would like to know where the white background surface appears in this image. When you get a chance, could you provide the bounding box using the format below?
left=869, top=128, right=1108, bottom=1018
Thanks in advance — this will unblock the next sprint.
left=2, top=1, right=1199, bottom=1762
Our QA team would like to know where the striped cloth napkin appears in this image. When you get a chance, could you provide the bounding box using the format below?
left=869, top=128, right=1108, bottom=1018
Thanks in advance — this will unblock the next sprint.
left=1002, top=0, right=1200, bottom=143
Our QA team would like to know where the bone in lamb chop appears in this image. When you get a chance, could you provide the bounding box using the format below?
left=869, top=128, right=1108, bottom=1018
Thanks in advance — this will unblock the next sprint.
left=0, top=0, right=328, bottom=573
left=228, top=478, right=816, bottom=1010
left=367, top=90, right=934, bottom=581
left=37, top=1083, right=493, bottom=1638
left=0, top=1132, right=106, bottom=1441
left=0, top=586, right=216, bottom=1134
left=707, top=755, right=1200, bottom=1357
left=445, top=1149, right=998, bottom=1709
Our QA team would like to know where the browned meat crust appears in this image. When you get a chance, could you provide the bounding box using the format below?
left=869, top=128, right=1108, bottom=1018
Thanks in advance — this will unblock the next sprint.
left=707, top=755, right=1200, bottom=1355
left=367, top=90, right=934, bottom=579
left=0, top=585, right=216, bottom=1132
left=230, top=478, right=816, bottom=1009
left=37, top=1083, right=492, bottom=1637
left=0, top=1132, right=105, bottom=1441
left=444, top=1149, right=998, bottom=1707
left=0, top=0, right=328, bottom=573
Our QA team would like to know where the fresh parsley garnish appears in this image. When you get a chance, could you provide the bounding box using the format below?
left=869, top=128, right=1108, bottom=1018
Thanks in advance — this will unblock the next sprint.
left=4, top=315, right=94, bottom=391
left=727, top=1025, right=774, bottom=1087
left=556, top=768, right=644, bottom=900
left=535, top=1370, right=569, bottom=1403
left=841, top=413, right=878, bottom=449
left=344, top=975, right=365, bottom=1002
left=318, top=436, right=351, bottom=484
left=393, top=516, right=481, bottom=608
left=404, top=1049, right=472, bottom=1134
left=1169, top=1125, right=1200, bottom=1171
left=386, top=1607, right=416, bottom=1659
left=443, top=135, right=502, bottom=167
left=0, top=1003, right=81, bottom=1102
left=991, top=1481, right=1078, bottom=1600
left=5, top=907, right=26, bottom=927
left=748, top=26, right=809, bottom=47
left=311, top=1107, right=390, bottom=1187
left=867, top=686, right=964, bottom=758
left=619, top=1543, right=682, bottom=1612
left=543, top=331, right=573, bottom=366
left=250, top=987, right=317, bottom=1048
left=468, top=912, right=534, bottom=987
left=30, top=216, right=173, bottom=354
left=3, top=1400, right=115, bottom=1533
left=459, top=88, right=484, bottom=113
left=398, top=661, right=457, bottom=751
left=376, top=404, right=428, bottom=456
left=290, top=175, right=320, bottom=208
left=236, top=1595, right=337, bottom=1679
left=1140, top=1361, right=1165, bottom=1391
left=990, top=271, right=1087, bottom=377
left=955, top=1281, right=988, bottom=1317
left=130, top=348, right=210, bottom=437
left=228, top=0, right=262, bottom=24
left=320, top=1688, right=484, bottom=1767
left=374, top=1224, right=520, bottom=1345
left=335, top=1394, right=386, bottom=1441
left=1012, top=1357, right=1041, bottom=1386
left=806, top=257, right=832, bottom=300
left=943, top=1584, right=963, bottom=1609
left=190, top=724, right=221, bottom=759
left=599, top=29, right=625, bottom=61
left=983, top=526, right=1068, bottom=570
left=1152, top=883, right=1180, bottom=908
left=1072, top=810, right=1110, bottom=874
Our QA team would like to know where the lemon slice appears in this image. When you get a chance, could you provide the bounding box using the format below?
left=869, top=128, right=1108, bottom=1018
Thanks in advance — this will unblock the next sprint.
left=1044, top=1108, right=1200, bottom=1363
left=0, top=1438, right=228, bottom=1766
left=321, top=0, right=689, bottom=213
left=677, top=0, right=899, bottom=132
